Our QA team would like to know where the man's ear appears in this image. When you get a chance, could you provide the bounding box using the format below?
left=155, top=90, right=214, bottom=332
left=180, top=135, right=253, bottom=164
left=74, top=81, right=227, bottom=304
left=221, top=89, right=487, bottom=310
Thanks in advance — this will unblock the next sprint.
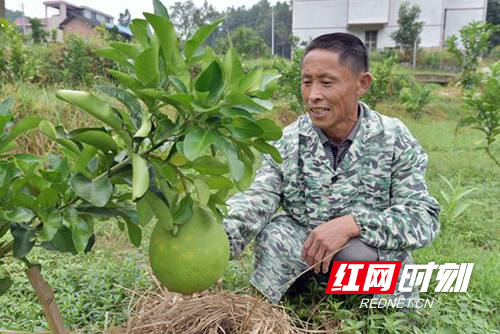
left=356, top=72, right=373, bottom=97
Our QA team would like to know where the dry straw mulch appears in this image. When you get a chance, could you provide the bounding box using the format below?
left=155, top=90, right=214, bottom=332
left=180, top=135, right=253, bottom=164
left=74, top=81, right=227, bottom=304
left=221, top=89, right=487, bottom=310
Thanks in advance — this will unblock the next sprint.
left=113, top=287, right=312, bottom=334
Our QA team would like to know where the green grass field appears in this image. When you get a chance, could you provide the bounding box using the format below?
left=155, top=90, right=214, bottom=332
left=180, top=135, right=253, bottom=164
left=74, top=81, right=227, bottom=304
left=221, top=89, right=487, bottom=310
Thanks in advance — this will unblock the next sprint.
left=0, top=83, right=498, bottom=333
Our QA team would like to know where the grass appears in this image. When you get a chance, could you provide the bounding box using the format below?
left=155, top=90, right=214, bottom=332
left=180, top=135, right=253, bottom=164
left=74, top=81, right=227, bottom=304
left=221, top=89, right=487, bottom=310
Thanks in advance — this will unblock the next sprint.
left=0, top=82, right=499, bottom=333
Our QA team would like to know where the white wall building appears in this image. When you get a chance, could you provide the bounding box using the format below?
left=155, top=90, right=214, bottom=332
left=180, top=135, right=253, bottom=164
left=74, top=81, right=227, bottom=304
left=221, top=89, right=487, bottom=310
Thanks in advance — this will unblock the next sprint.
left=292, top=0, right=488, bottom=50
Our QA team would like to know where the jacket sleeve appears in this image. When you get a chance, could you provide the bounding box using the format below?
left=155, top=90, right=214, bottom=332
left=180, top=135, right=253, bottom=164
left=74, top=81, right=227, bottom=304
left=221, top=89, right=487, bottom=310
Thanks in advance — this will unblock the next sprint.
left=223, top=154, right=283, bottom=257
left=351, top=125, right=440, bottom=251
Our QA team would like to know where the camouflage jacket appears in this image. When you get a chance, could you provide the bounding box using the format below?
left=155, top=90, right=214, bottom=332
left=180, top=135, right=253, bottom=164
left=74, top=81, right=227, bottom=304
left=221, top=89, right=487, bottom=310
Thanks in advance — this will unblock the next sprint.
left=223, top=103, right=441, bottom=304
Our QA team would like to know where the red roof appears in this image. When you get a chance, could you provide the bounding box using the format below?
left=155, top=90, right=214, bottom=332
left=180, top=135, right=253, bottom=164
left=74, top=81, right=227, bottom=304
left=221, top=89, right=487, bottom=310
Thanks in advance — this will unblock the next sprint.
left=14, top=17, right=48, bottom=26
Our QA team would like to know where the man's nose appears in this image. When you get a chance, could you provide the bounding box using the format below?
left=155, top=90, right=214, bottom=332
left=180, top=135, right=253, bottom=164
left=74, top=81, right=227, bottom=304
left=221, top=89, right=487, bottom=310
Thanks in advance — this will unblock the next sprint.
left=308, top=82, right=324, bottom=102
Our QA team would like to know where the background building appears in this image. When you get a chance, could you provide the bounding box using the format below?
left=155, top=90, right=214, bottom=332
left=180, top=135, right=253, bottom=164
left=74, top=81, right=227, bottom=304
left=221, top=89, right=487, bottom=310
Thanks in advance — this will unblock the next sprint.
left=292, top=0, right=488, bottom=50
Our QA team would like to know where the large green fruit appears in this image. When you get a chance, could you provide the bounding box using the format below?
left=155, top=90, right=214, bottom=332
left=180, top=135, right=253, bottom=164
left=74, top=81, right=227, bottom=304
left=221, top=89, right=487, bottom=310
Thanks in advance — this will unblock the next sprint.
left=149, top=205, right=230, bottom=294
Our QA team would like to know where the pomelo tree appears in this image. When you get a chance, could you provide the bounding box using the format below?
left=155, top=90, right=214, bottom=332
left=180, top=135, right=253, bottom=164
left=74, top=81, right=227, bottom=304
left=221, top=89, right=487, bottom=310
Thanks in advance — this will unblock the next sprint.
left=0, top=1, right=282, bottom=332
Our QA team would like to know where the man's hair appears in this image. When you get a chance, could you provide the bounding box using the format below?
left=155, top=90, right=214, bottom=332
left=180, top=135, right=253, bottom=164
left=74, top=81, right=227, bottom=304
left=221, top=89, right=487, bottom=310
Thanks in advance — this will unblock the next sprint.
left=304, top=33, right=369, bottom=74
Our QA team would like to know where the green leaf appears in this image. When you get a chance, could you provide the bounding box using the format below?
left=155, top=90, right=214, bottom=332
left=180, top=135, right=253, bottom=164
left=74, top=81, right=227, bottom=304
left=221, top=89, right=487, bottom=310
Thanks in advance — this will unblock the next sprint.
left=134, top=113, right=152, bottom=138
left=253, top=139, right=283, bottom=163
left=168, top=75, right=188, bottom=93
left=0, top=276, right=12, bottom=296
left=56, top=91, right=122, bottom=130
left=144, top=191, right=173, bottom=232
left=193, top=178, right=210, bottom=206
left=153, top=117, right=176, bottom=144
left=132, top=153, right=149, bottom=200
left=11, top=193, right=38, bottom=213
left=37, top=187, right=60, bottom=208
left=41, top=226, right=77, bottom=254
left=38, top=120, right=57, bottom=139
left=260, top=70, right=281, bottom=92
left=224, top=92, right=268, bottom=113
left=226, top=117, right=263, bottom=140
left=223, top=47, right=244, bottom=93
left=5, top=208, right=34, bottom=223
left=235, top=153, right=255, bottom=191
left=206, top=175, right=234, bottom=189
left=68, top=214, right=93, bottom=253
left=192, top=155, right=229, bottom=175
left=153, top=0, right=169, bottom=18
left=0, top=99, right=14, bottom=133
left=173, top=194, right=193, bottom=225
left=70, top=173, right=113, bottom=207
left=0, top=117, right=42, bottom=153
left=96, top=48, right=133, bottom=68
left=194, top=61, right=223, bottom=101
left=39, top=122, right=81, bottom=154
left=10, top=224, right=36, bottom=258
left=256, top=119, right=282, bottom=141
left=126, top=220, right=142, bottom=247
left=69, top=128, right=118, bottom=153
left=150, top=158, right=177, bottom=183
left=39, top=210, right=62, bottom=242
left=239, top=66, right=263, bottom=94
left=135, top=47, right=159, bottom=85
left=136, top=196, right=155, bottom=226
left=144, top=13, right=187, bottom=79
left=109, top=42, right=139, bottom=59
left=0, top=161, right=17, bottom=188
left=183, top=126, right=217, bottom=161
left=107, top=70, right=144, bottom=92
left=129, top=19, right=149, bottom=49
left=94, top=84, right=142, bottom=122
left=75, top=145, right=97, bottom=177
left=184, top=19, right=223, bottom=61
left=0, top=98, right=14, bottom=116
left=216, top=138, right=244, bottom=181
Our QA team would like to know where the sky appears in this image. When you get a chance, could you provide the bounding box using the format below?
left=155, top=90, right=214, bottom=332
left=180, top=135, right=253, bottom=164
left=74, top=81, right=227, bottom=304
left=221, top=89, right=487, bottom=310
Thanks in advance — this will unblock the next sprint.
left=5, top=0, right=265, bottom=20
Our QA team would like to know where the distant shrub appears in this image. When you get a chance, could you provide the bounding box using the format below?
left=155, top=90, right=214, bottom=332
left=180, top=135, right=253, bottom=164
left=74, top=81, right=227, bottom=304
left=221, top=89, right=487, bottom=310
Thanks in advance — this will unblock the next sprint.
left=399, top=82, right=431, bottom=119
left=458, top=61, right=500, bottom=166
left=33, top=36, right=110, bottom=86
left=363, top=56, right=396, bottom=108
left=274, top=48, right=304, bottom=113
left=0, top=19, right=37, bottom=82
left=389, top=66, right=415, bottom=97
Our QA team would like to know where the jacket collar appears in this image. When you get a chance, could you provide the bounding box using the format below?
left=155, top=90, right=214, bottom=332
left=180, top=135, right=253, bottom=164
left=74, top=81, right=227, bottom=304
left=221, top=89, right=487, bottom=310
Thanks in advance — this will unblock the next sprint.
left=298, top=103, right=384, bottom=174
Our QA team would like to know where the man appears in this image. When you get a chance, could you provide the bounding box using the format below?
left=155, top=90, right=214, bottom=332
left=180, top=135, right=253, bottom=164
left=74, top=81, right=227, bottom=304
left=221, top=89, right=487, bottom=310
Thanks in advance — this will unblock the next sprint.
left=223, top=33, right=440, bottom=305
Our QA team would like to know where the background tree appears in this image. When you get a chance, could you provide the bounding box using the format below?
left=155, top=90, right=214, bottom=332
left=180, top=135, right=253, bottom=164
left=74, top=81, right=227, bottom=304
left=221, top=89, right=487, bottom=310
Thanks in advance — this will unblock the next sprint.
left=391, top=1, right=423, bottom=55
left=193, top=0, right=219, bottom=27
left=30, top=18, right=48, bottom=43
left=215, top=25, right=270, bottom=58
left=118, top=9, right=131, bottom=27
left=222, top=0, right=292, bottom=58
left=487, top=0, right=500, bottom=47
left=1, top=0, right=5, bottom=19
left=169, top=0, right=197, bottom=40
left=446, top=21, right=498, bottom=88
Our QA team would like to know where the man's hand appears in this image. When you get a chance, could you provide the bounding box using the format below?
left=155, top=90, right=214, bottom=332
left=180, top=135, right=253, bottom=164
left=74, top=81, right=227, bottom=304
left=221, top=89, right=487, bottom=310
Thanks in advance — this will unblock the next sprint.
left=301, top=215, right=360, bottom=274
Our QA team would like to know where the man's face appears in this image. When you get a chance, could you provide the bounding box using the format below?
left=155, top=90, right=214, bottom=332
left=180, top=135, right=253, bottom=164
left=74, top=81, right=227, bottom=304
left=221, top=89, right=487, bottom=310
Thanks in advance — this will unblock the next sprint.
left=301, top=49, right=368, bottom=133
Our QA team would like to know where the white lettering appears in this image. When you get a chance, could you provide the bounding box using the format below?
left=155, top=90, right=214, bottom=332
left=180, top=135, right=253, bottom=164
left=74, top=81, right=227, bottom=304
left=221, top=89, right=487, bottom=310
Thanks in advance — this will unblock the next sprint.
left=363, top=264, right=396, bottom=291
left=342, top=264, right=364, bottom=291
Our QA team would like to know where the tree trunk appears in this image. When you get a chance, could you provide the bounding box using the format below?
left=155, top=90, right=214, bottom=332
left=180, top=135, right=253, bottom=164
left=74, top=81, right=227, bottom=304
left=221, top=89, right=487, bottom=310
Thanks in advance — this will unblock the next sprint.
left=26, top=266, right=69, bottom=334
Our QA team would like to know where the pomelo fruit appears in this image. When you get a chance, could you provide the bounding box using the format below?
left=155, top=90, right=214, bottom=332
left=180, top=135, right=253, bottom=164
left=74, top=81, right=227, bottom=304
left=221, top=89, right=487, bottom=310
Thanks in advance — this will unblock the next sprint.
left=149, top=205, right=230, bottom=294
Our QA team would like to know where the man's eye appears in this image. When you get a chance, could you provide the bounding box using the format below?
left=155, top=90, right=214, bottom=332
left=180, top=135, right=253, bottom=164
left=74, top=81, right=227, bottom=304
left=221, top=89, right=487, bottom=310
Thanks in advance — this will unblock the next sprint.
left=321, top=81, right=333, bottom=86
left=302, top=80, right=312, bottom=85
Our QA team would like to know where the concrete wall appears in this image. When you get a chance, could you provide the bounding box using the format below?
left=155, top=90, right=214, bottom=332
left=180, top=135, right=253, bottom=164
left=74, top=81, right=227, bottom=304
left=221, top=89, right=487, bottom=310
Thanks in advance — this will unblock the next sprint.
left=292, top=0, right=487, bottom=49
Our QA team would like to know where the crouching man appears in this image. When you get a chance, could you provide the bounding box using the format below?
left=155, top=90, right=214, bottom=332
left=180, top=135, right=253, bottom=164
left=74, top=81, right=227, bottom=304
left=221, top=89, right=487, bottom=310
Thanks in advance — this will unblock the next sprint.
left=223, top=33, right=440, bottom=305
